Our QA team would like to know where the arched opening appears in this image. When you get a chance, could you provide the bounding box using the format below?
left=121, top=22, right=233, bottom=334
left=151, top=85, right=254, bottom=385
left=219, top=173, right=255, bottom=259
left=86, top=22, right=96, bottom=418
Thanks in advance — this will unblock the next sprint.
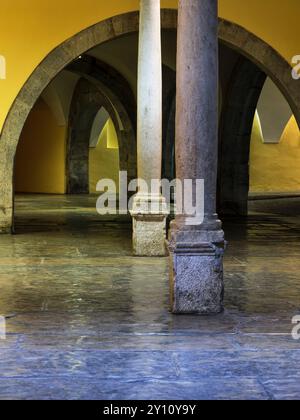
left=13, top=63, right=136, bottom=233
left=65, top=60, right=136, bottom=196
left=89, top=116, right=120, bottom=194
left=10, top=16, right=178, bottom=234
left=219, top=50, right=300, bottom=217
left=249, top=78, right=300, bottom=216
left=218, top=51, right=267, bottom=216
left=216, top=38, right=300, bottom=316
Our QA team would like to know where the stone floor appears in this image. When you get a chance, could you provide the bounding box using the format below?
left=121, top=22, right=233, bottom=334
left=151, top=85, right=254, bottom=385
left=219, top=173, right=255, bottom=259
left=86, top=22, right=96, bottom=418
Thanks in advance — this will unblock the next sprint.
left=0, top=194, right=299, bottom=400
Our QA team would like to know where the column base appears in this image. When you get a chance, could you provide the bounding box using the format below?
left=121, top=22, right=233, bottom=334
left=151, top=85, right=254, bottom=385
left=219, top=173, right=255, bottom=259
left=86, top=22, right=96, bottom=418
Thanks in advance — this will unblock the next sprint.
left=131, top=194, right=169, bottom=257
left=168, top=221, right=225, bottom=314
left=0, top=207, right=12, bottom=234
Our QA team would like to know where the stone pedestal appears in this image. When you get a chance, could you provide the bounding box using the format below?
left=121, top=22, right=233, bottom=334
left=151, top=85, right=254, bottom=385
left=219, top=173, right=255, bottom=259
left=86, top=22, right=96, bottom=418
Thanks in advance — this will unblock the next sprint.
left=131, top=194, right=168, bottom=256
left=169, top=224, right=225, bottom=314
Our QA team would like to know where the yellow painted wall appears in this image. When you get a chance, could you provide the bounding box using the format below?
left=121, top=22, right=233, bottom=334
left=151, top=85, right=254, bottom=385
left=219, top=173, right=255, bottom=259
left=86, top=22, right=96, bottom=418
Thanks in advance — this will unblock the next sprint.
left=89, top=119, right=120, bottom=194
left=0, top=0, right=299, bottom=134
left=14, top=98, right=66, bottom=194
left=15, top=101, right=120, bottom=195
left=250, top=115, right=300, bottom=193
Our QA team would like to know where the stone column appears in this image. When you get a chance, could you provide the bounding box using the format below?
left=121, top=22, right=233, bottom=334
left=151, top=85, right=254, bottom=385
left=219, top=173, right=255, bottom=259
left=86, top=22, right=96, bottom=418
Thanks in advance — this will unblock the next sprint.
left=168, top=0, right=225, bottom=314
left=131, top=0, right=168, bottom=256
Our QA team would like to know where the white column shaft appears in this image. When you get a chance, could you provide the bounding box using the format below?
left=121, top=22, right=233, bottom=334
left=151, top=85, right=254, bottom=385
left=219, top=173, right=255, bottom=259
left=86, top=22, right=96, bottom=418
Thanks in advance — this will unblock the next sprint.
left=137, top=0, right=162, bottom=190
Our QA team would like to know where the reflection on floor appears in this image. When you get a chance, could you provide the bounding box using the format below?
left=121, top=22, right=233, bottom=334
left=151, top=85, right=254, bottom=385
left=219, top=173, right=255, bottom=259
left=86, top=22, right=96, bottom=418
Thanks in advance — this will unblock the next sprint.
left=0, top=194, right=299, bottom=400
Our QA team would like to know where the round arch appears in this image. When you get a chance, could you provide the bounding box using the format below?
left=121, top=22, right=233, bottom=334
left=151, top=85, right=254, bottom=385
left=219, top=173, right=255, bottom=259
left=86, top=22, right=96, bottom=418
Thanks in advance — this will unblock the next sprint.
left=0, top=9, right=299, bottom=232
left=66, top=57, right=137, bottom=194
left=218, top=56, right=267, bottom=216
left=218, top=19, right=300, bottom=127
left=66, top=78, right=124, bottom=194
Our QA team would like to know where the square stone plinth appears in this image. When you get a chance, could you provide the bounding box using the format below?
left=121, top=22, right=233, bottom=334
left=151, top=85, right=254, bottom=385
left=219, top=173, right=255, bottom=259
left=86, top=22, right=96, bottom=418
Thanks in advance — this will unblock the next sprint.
left=132, top=214, right=167, bottom=257
left=169, top=241, right=224, bottom=314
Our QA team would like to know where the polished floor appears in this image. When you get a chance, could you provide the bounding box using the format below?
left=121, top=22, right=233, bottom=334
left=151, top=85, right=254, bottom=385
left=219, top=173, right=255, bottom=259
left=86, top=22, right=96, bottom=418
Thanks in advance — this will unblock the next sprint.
left=0, top=194, right=299, bottom=400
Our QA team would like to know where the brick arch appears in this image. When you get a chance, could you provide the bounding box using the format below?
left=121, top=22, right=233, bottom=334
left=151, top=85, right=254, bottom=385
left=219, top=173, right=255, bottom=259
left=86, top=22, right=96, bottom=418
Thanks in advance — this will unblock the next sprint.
left=0, top=10, right=298, bottom=231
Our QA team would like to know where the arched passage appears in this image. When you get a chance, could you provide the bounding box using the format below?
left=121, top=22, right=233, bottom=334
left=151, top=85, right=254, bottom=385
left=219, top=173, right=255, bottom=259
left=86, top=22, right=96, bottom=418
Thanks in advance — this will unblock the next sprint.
left=0, top=10, right=299, bottom=232
left=66, top=56, right=137, bottom=184
left=66, top=58, right=137, bottom=194
left=218, top=56, right=267, bottom=215
left=67, top=79, right=116, bottom=194
left=218, top=20, right=300, bottom=215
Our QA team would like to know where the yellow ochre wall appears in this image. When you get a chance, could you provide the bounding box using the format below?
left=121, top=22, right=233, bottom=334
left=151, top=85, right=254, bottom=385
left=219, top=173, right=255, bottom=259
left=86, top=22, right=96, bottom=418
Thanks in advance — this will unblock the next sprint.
left=15, top=98, right=120, bottom=194
left=0, top=0, right=300, bottom=134
left=89, top=119, right=120, bottom=194
left=14, top=98, right=66, bottom=194
left=250, top=115, right=300, bottom=193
